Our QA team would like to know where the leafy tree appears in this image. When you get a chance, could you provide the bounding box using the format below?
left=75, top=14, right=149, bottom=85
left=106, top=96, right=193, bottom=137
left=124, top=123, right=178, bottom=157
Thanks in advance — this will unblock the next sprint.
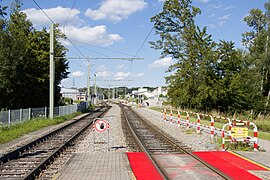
left=0, top=1, right=69, bottom=109
left=242, top=1, right=270, bottom=113
left=151, top=0, right=218, bottom=111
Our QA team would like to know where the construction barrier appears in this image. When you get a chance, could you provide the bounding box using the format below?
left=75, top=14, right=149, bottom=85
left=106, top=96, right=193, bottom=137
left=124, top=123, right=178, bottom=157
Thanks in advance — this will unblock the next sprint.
left=186, top=111, right=189, bottom=129
left=177, top=110, right=181, bottom=127
left=196, top=113, right=200, bottom=133
left=162, top=109, right=259, bottom=151
left=222, top=119, right=258, bottom=151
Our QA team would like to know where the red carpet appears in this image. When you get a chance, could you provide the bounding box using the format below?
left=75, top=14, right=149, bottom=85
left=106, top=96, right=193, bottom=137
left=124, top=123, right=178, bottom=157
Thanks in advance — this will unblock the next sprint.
left=127, top=152, right=163, bottom=180
left=193, top=151, right=267, bottom=180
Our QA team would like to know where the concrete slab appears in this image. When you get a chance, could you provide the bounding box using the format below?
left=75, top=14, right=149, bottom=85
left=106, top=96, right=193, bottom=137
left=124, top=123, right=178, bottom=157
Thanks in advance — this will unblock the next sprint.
left=152, top=154, right=223, bottom=180
left=55, top=152, right=135, bottom=180
left=235, top=151, right=270, bottom=168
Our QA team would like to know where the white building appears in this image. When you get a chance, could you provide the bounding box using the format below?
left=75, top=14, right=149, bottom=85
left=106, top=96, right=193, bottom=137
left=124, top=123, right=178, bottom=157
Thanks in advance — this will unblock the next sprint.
left=60, top=87, right=79, bottom=100
left=130, top=87, right=167, bottom=107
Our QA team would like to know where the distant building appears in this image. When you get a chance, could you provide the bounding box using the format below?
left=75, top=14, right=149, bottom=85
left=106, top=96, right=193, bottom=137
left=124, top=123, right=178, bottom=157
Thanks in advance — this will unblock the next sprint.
left=60, top=87, right=79, bottom=100
left=130, top=87, right=167, bottom=107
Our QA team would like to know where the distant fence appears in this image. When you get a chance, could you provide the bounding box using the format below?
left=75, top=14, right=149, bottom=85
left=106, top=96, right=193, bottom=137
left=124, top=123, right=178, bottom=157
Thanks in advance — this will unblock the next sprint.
left=0, top=102, right=88, bottom=128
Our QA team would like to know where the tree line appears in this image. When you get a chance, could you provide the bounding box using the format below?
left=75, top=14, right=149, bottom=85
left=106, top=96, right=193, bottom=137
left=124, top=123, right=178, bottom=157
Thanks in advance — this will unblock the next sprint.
left=151, top=0, right=270, bottom=115
left=0, top=0, right=69, bottom=110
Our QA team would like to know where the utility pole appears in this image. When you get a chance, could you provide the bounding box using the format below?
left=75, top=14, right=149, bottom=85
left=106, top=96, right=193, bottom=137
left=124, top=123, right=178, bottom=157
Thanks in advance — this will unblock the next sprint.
left=49, top=23, right=54, bottom=119
left=94, top=74, right=97, bottom=104
left=87, top=64, right=90, bottom=101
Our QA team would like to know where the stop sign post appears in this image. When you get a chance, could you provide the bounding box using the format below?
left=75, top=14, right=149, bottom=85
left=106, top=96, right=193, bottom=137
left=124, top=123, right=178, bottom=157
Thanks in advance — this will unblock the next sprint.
left=93, top=118, right=110, bottom=151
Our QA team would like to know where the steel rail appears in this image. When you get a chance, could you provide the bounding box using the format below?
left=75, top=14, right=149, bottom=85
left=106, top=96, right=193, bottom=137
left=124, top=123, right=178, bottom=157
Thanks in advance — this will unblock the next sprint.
left=120, top=104, right=167, bottom=179
left=121, top=104, right=231, bottom=180
left=24, top=105, right=111, bottom=179
left=0, top=109, right=97, bottom=165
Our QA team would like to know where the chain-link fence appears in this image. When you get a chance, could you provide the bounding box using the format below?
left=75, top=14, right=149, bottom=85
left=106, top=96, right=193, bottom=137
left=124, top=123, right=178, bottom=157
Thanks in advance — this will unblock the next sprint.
left=0, top=102, right=88, bottom=128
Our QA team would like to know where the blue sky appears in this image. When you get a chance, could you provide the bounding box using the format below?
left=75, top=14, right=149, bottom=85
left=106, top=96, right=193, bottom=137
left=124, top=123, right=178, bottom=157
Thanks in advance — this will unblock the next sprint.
left=1, top=0, right=268, bottom=88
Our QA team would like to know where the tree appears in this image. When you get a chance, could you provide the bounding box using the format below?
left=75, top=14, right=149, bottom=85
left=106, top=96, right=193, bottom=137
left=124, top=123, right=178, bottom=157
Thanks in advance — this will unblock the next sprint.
left=151, top=0, right=218, bottom=111
left=0, top=1, right=69, bottom=109
left=242, top=1, right=270, bottom=113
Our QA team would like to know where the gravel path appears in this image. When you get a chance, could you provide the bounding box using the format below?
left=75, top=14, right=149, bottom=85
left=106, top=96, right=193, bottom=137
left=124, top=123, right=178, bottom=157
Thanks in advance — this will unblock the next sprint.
left=75, top=103, right=128, bottom=152
left=132, top=106, right=220, bottom=151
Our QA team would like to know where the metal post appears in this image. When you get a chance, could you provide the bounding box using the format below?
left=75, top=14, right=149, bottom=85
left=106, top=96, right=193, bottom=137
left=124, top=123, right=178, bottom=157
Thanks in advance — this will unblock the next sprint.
left=29, top=108, right=31, bottom=120
left=45, top=107, right=47, bottom=118
left=20, top=108, right=22, bottom=122
left=8, top=109, right=11, bottom=128
left=49, top=23, right=54, bottom=119
left=94, top=74, right=97, bottom=104
left=87, top=64, right=90, bottom=100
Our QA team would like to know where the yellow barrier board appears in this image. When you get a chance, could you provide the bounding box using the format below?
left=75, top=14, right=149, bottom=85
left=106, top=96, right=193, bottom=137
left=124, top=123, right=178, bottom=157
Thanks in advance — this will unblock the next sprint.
left=231, top=127, right=248, bottom=138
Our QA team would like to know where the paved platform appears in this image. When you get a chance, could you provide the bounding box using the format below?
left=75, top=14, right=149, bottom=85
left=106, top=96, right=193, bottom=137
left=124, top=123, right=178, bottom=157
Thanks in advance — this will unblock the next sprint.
left=152, top=154, right=224, bottom=180
left=194, top=151, right=270, bottom=180
left=55, top=152, right=135, bottom=180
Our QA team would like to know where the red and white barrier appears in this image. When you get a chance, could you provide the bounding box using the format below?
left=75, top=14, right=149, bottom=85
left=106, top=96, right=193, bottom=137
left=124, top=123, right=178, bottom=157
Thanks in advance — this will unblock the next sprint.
left=186, top=111, right=189, bottom=129
left=177, top=110, right=181, bottom=127
left=196, top=113, right=201, bottom=133
left=161, top=109, right=259, bottom=151
left=170, top=110, right=173, bottom=124
left=221, top=119, right=258, bottom=151
left=210, top=115, right=215, bottom=138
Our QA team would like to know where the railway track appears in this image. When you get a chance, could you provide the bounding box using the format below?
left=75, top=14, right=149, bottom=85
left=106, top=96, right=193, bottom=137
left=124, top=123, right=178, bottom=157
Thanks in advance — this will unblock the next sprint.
left=120, top=104, right=230, bottom=179
left=0, top=105, right=111, bottom=180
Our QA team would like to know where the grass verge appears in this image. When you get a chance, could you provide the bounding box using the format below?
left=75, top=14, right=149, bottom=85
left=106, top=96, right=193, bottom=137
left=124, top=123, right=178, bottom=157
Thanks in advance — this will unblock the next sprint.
left=0, top=112, right=81, bottom=144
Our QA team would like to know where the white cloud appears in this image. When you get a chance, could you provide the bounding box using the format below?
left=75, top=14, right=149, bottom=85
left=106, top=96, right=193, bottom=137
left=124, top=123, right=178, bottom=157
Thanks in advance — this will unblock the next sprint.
left=209, top=4, right=222, bottom=9
left=218, top=14, right=231, bottom=20
left=97, top=64, right=107, bottom=71
left=148, top=57, right=174, bottom=69
left=132, top=73, right=144, bottom=77
left=72, top=71, right=85, bottom=77
left=208, top=13, right=216, bottom=18
left=84, top=0, right=147, bottom=23
left=219, top=21, right=226, bottom=26
left=158, top=0, right=165, bottom=2
left=116, top=64, right=128, bottom=69
left=22, top=6, right=82, bottom=26
left=61, top=25, right=123, bottom=46
left=224, top=6, right=235, bottom=11
left=96, top=71, right=113, bottom=79
left=114, top=72, right=131, bottom=80
left=208, top=23, right=217, bottom=29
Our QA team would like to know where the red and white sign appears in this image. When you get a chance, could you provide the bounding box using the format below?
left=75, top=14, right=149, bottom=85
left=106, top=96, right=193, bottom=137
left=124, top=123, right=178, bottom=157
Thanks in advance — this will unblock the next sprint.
left=94, top=119, right=108, bottom=132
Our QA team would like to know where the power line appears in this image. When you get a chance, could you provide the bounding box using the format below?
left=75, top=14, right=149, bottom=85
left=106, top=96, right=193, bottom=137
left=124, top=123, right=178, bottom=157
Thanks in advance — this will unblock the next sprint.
left=78, top=46, right=110, bottom=58
left=63, top=0, right=77, bottom=30
left=133, top=26, right=154, bottom=58
left=70, top=39, right=134, bottom=57
left=32, top=0, right=87, bottom=61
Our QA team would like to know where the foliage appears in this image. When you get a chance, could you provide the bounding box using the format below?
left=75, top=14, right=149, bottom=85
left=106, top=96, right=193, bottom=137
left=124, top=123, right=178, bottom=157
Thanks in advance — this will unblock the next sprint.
left=150, top=0, right=270, bottom=115
left=64, top=97, right=73, bottom=105
left=0, top=0, right=69, bottom=110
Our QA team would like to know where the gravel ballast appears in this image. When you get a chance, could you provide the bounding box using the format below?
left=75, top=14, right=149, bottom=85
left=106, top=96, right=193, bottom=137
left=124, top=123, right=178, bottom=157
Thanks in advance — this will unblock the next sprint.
left=132, top=106, right=220, bottom=151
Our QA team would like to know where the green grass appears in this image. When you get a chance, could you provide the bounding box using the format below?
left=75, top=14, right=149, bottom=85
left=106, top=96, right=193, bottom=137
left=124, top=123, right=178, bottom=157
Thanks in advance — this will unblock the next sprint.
left=150, top=107, right=270, bottom=141
left=0, top=112, right=81, bottom=144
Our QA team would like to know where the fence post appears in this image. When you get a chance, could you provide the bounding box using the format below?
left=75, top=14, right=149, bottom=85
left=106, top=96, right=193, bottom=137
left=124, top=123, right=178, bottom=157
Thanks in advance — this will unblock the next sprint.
left=45, top=107, right=47, bottom=118
left=8, top=109, right=11, bottom=128
left=29, top=108, right=31, bottom=120
left=20, top=108, right=22, bottom=123
left=177, top=110, right=181, bottom=127
left=170, top=109, right=173, bottom=124
left=210, top=115, right=215, bottom=139
left=228, top=118, right=232, bottom=140
left=197, top=113, right=201, bottom=133
left=186, top=111, right=189, bottom=129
